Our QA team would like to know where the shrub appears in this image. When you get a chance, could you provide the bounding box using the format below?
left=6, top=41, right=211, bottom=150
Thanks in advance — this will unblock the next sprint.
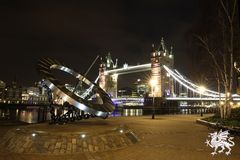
left=230, top=108, right=240, bottom=120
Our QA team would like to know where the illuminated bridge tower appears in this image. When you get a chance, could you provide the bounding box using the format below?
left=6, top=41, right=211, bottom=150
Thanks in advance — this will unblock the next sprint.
left=151, top=38, right=174, bottom=97
left=99, top=53, right=118, bottom=98
left=99, top=60, right=106, bottom=90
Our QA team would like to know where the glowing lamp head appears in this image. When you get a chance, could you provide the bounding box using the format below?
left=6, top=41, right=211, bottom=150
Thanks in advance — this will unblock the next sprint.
left=198, top=86, right=206, bottom=94
left=227, top=92, right=231, bottom=97
left=81, top=134, right=86, bottom=138
left=234, top=62, right=237, bottom=67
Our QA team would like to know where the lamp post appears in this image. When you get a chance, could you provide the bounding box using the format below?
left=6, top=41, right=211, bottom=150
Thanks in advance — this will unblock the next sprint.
left=150, top=79, right=157, bottom=119
left=198, top=86, right=206, bottom=117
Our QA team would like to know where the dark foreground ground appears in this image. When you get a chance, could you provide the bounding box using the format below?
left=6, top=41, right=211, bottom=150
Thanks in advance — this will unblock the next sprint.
left=0, top=114, right=239, bottom=160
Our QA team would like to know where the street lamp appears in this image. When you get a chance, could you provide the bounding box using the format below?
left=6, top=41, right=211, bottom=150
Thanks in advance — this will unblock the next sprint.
left=227, top=92, right=231, bottom=97
left=150, top=79, right=157, bottom=119
left=198, top=86, right=206, bottom=117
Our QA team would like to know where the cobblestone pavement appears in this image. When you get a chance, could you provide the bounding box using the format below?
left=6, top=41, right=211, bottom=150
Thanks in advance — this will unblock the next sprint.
left=0, top=115, right=239, bottom=160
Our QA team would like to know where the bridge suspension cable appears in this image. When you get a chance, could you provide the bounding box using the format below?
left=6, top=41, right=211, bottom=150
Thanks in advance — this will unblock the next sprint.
left=163, top=65, right=223, bottom=97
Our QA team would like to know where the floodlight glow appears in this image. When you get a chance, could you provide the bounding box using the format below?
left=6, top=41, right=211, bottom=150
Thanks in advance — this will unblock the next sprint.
left=150, top=79, right=157, bottom=87
left=227, top=92, right=231, bottom=97
left=81, top=134, right=86, bottom=138
left=198, top=86, right=206, bottom=94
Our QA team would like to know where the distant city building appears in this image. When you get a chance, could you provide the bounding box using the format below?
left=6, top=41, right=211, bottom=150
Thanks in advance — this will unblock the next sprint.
left=134, top=79, right=149, bottom=97
left=1, top=80, right=48, bottom=104
left=21, top=82, right=48, bottom=104
left=117, top=79, right=149, bottom=98
left=4, top=80, right=22, bottom=104
left=118, top=87, right=134, bottom=97
left=117, top=87, right=140, bottom=98
left=0, top=80, right=5, bottom=89
left=0, top=80, right=6, bottom=101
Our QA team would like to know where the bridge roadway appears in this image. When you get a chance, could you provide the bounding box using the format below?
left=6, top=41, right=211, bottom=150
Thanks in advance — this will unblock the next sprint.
left=112, top=97, right=240, bottom=107
left=113, top=97, right=240, bottom=102
left=105, top=63, right=151, bottom=75
left=166, top=96, right=240, bottom=101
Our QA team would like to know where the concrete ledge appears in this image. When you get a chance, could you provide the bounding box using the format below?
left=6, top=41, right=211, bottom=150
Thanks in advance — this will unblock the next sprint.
left=196, top=119, right=240, bottom=134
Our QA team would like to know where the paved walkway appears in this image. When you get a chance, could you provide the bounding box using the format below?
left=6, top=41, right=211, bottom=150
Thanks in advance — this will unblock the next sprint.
left=0, top=114, right=239, bottom=160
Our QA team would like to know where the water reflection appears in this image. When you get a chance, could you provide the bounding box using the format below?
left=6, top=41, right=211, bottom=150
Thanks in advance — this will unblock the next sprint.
left=112, top=109, right=143, bottom=117
left=123, top=109, right=143, bottom=116
left=19, top=110, right=37, bottom=123
left=1, top=106, right=213, bottom=124
left=0, top=106, right=49, bottom=123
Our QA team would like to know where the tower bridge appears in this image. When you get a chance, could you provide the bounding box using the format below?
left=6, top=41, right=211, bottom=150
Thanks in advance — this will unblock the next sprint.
left=99, top=38, right=174, bottom=98
left=98, top=38, right=240, bottom=107
left=37, top=38, right=240, bottom=121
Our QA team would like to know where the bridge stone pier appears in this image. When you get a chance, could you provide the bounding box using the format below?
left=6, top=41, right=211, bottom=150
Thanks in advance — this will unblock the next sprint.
left=99, top=38, right=175, bottom=98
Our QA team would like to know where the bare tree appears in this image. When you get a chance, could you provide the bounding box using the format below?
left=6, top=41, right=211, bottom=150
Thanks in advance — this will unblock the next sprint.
left=195, top=0, right=238, bottom=119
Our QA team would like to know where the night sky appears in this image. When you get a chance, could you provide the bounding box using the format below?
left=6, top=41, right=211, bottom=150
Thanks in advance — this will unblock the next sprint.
left=1, top=0, right=208, bottom=86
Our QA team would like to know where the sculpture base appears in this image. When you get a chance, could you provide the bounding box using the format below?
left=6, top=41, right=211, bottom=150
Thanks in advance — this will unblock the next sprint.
left=0, top=118, right=139, bottom=154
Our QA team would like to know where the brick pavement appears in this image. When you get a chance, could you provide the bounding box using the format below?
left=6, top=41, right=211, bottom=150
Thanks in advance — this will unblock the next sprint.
left=0, top=115, right=239, bottom=160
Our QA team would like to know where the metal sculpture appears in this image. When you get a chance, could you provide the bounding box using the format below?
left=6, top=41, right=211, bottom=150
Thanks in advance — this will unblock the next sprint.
left=37, top=58, right=115, bottom=124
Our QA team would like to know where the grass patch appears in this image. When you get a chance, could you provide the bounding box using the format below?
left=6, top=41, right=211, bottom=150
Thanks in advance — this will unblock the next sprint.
left=203, top=108, right=240, bottom=127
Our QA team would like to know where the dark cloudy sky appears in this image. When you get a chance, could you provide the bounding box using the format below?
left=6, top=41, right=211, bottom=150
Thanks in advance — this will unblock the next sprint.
left=0, top=0, right=207, bottom=86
